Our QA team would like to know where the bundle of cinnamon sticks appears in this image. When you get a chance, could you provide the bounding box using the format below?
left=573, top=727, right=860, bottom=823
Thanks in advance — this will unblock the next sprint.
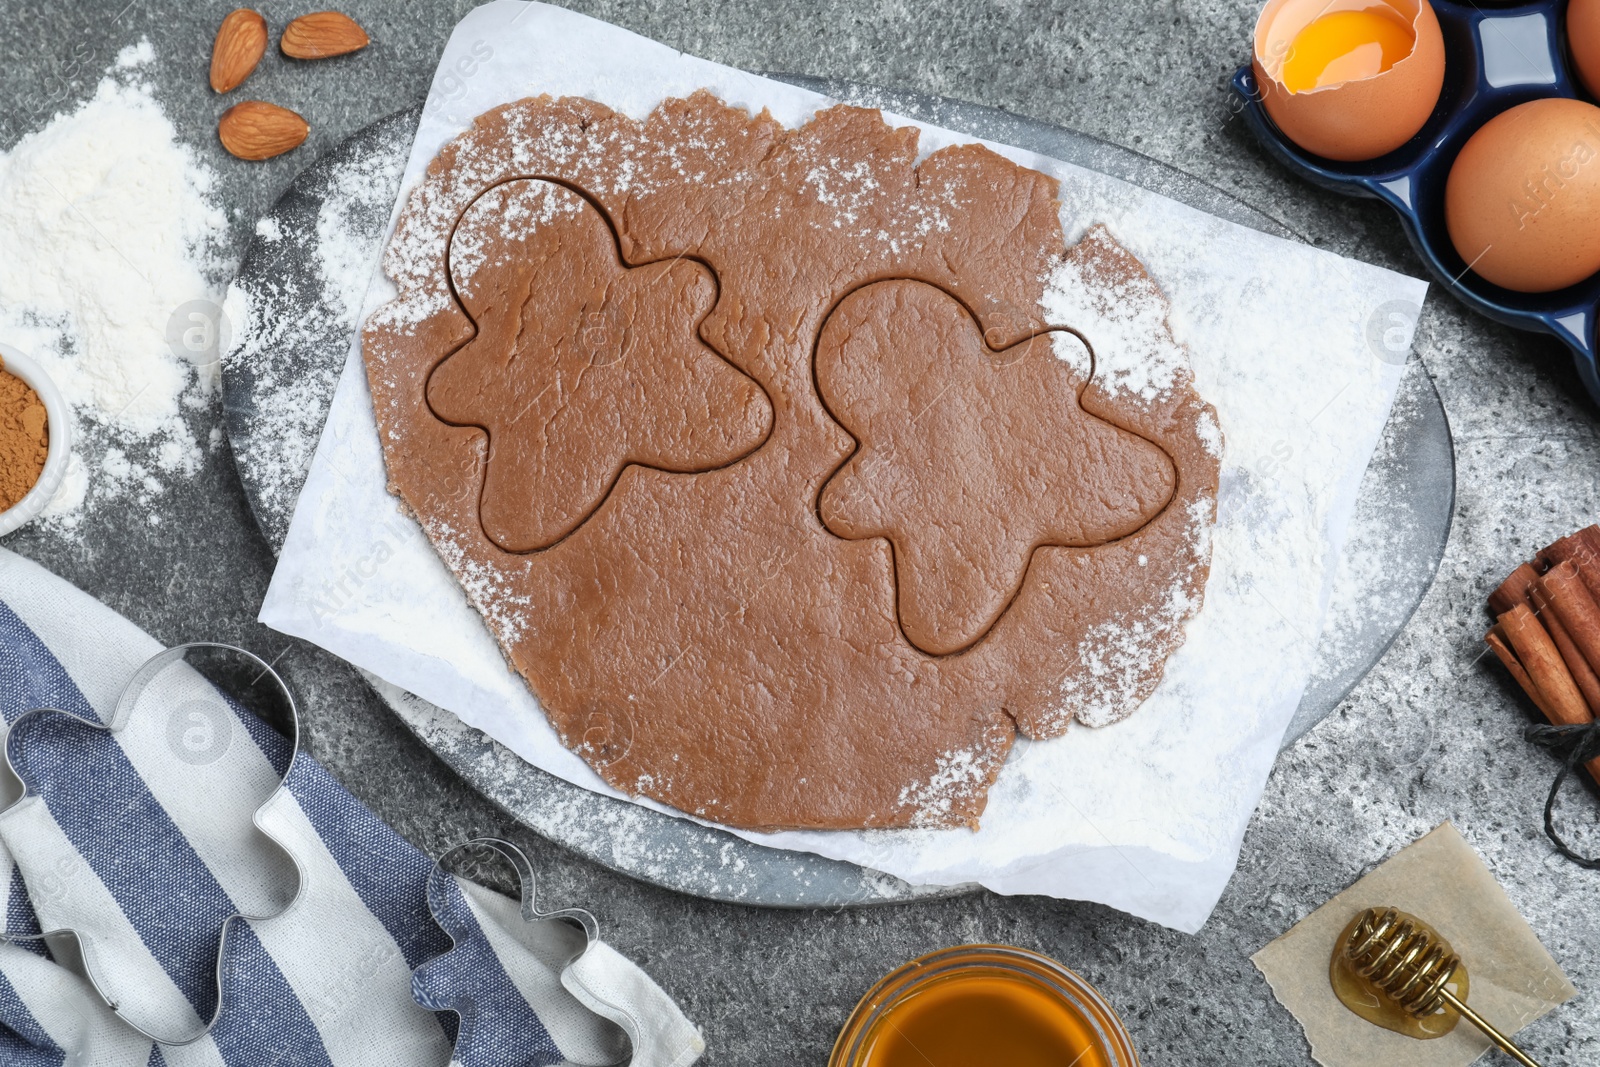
left=1486, top=525, right=1600, bottom=785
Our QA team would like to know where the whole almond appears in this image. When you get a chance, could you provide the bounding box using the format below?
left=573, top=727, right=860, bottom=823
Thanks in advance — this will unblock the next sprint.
left=209, top=9, right=268, bottom=93
left=280, top=11, right=370, bottom=59
left=218, top=101, right=310, bottom=161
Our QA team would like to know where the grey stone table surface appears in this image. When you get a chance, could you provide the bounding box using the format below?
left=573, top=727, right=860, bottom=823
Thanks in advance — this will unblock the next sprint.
left=0, top=1, right=1595, bottom=1063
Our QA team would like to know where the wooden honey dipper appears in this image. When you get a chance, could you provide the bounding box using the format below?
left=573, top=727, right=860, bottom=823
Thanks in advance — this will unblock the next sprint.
left=1341, top=908, right=1543, bottom=1066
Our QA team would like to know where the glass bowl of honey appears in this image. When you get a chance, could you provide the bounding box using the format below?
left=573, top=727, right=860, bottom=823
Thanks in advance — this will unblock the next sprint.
left=830, top=944, right=1140, bottom=1067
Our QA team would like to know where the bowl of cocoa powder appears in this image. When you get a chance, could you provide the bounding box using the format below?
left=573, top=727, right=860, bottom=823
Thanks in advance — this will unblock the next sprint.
left=0, top=342, right=70, bottom=537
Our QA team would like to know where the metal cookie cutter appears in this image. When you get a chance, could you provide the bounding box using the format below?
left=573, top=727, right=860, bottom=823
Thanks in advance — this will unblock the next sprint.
left=428, top=838, right=598, bottom=940
left=413, top=837, right=606, bottom=1060
left=0, top=642, right=307, bottom=1047
left=422, top=835, right=599, bottom=956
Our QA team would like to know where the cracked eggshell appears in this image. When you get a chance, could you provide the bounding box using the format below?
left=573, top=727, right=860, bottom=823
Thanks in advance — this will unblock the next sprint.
left=1252, top=0, right=1445, bottom=162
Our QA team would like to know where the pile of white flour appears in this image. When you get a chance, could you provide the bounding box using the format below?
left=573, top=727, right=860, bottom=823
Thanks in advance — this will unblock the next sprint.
left=0, top=41, right=226, bottom=529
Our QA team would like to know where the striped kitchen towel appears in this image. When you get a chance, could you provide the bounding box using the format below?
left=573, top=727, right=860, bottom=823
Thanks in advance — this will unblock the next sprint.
left=0, top=547, right=703, bottom=1067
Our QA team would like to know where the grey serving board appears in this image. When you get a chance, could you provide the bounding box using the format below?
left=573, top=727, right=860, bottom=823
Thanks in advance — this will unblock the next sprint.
left=221, top=76, right=1454, bottom=907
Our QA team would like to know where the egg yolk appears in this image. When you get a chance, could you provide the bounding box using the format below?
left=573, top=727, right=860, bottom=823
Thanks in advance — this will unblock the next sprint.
left=1280, top=8, right=1415, bottom=93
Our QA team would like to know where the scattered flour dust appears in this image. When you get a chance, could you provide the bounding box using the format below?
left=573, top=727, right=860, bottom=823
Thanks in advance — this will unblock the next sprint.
left=221, top=108, right=410, bottom=548
left=450, top=181, right=586, bottom=298
left=0, top=41, right=225, bottom=530
left=896, top=746, right=992, bottom=828
left=1037, top=230, right=1220, bottom=728
left=1042, top=236, right=1190, bottom=404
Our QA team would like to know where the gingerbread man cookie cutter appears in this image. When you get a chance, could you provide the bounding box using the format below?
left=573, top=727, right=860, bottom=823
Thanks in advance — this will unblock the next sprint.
left=0, top=642, right=306, bottom=1047
left=413, top=838, right=604, bottom=1063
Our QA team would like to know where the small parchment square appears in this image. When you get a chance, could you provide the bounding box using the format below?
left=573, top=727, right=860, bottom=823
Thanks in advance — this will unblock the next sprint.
left=1251, top=822, right=1575, bottom=1066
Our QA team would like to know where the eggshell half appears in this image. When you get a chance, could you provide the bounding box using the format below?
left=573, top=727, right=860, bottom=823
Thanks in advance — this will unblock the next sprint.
left=1569, top=0, right=1600, bottom=100
left=1252, top=0, right=1445, bottom=162
left=1445, top=98, right=1600, bottom=293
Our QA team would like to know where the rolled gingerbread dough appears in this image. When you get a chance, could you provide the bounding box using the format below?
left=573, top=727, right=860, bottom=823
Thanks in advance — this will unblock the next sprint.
left=363, top=91, right=1220, bottom=830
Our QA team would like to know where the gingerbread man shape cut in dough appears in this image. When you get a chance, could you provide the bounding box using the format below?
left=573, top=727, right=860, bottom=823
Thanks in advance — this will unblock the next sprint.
left=427, top=178, right=773, bottom=552
left=817, top=280, right=1177, bottom=656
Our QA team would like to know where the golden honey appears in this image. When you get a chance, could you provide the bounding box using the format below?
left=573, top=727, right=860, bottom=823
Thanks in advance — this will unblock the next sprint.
left=1330, top=909, right=1465, bottom=1039
left=831, top=945, right=1138, bottom=1067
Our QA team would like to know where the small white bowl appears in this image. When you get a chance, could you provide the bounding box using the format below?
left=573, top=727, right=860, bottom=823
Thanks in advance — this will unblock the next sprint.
left=0, top=342, right=72, bottom=537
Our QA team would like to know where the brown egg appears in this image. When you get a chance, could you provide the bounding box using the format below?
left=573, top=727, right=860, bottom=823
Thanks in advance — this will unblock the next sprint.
left=1252, top=0, right=1446, bottom=162
left=1570, top=0, right=1600, bottom=100
left=1445, top=98, right=1600, bottom=293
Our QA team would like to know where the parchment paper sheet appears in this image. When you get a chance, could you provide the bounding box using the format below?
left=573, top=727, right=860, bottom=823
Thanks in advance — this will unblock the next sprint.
left=259, top=1, right=1431, bottom=931
left=1252, top=822, right=1575, bottom=1066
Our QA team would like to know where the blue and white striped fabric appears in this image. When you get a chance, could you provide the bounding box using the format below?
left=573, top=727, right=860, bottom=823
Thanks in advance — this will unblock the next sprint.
left=0, top=548, right=703, bottom=1067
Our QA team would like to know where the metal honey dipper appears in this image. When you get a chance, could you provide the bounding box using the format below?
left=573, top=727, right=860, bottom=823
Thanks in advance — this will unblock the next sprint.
left=1339, top=907, right=1543, bottom=1067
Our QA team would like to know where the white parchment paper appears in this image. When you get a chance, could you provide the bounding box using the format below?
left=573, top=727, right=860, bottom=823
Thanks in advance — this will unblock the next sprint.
left=259, top=0, right=1431, bottom=931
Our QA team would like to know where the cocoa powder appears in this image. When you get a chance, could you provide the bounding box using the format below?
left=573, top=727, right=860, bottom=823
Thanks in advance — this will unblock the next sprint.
left=0, top=362, right=49, bottom=511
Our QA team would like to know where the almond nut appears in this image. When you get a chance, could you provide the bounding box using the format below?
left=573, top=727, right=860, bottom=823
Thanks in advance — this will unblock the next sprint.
left=280, top=11, right=370, bottom=59
left=218, top=101, right=309, bottom=161
left=209, top=9, right=269, bottom=93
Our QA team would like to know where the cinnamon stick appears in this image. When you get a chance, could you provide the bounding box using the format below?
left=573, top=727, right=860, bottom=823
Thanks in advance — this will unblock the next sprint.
left=1486, top=560, right=1600, bottom=710
left=1493, top=610, right=1600, bottom=786
left=1539, top=525, right=1600, bottom=602
left=1487, top=626, right=1554, bottom=719
left=1530, top=583, right=1600, bottom=713
left=1489, top=562, right=1543, bottom=617
left=1537, top=561, right=1600, bottom=675
left=1498, top=603, right=1591, bottom=727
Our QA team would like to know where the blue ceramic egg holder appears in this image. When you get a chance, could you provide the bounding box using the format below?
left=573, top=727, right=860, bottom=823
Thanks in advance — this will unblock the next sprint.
left=1233, top=0, right=1600, bottom=405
